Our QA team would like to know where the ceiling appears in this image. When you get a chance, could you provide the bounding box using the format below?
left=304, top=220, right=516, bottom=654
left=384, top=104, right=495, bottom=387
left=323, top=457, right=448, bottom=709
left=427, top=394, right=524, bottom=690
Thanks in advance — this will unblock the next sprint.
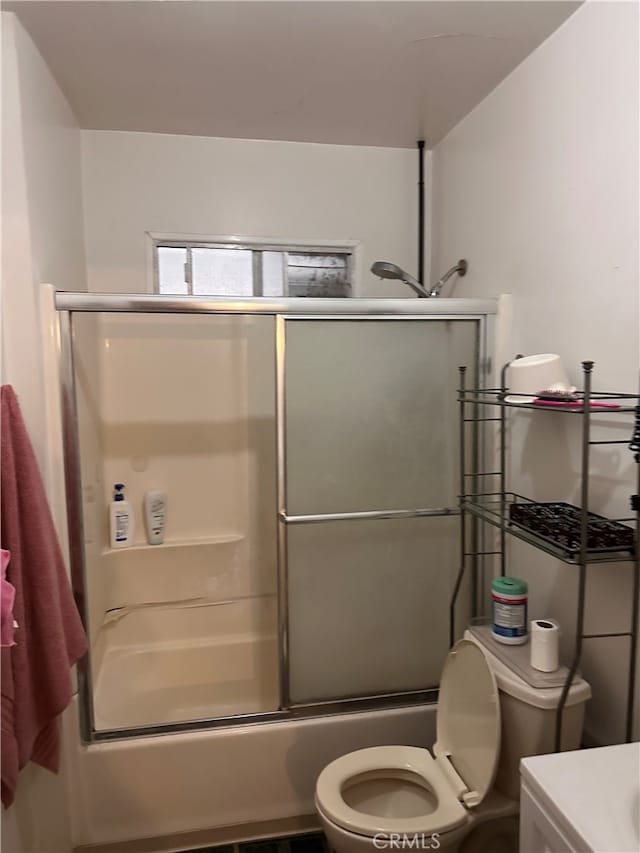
left=5, top=0, right=581, bottom=148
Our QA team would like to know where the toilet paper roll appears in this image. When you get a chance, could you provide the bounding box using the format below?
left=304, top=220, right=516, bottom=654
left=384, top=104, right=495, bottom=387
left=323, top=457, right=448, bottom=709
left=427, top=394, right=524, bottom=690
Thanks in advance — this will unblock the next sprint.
left=530, top=619, right=560, bottom=672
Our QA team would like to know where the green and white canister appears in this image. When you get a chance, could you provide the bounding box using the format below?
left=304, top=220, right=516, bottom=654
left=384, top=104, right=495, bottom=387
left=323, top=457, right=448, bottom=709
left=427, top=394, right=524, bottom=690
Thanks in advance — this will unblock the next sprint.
left=491, top=577, right=528, bottom=645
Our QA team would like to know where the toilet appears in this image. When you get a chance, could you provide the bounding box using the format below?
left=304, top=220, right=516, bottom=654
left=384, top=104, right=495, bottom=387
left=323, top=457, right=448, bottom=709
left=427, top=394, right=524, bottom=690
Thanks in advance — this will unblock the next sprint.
left=315, top=635, right=591, bottom=852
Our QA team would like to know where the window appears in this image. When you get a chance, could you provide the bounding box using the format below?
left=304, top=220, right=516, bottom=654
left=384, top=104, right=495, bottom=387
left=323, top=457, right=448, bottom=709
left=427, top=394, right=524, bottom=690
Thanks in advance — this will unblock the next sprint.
left=152, top=237, right=354, bottom=298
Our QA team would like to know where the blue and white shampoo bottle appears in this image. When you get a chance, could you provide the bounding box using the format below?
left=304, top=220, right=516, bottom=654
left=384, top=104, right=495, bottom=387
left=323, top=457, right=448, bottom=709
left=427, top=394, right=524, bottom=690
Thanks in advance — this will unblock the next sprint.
left=109, top=483, right=135, bottom=548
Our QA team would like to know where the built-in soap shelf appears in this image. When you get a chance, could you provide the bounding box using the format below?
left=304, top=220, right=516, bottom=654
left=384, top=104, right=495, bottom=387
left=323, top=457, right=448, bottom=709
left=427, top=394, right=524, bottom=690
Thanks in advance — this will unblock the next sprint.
left=99, top=532, right=250, bottom=613
left=101, top=532, right=244, bottom=557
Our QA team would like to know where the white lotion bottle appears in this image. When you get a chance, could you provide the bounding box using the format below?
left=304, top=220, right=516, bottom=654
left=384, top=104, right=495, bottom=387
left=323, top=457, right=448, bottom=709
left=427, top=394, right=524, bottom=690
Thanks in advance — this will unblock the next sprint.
left=109, top=483, right=135, bottom=548
left=144, top=491, right=167, bottom=545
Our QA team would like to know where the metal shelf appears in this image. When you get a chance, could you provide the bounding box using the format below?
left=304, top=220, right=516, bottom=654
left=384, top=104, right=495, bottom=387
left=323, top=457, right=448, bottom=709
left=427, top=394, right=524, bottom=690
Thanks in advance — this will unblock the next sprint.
left=459, top=388, right=640, bottom=413
left=463, top=492, right=635, bottom=565
left=450, top=360, right=639, bottom=752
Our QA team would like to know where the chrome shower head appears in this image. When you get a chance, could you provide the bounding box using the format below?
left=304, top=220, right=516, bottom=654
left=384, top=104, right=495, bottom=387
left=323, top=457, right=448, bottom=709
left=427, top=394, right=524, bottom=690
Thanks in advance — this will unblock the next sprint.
left=370, top=261, right=405, bottom=280
left=370, top=261, right=429, bottom=298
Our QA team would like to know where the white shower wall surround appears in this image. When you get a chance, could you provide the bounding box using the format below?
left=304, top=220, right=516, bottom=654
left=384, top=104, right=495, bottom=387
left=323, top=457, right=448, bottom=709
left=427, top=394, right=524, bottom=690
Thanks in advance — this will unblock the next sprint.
left=92, top=597, right=278, bottom=729
left=73, top=311, right=277, bottom=659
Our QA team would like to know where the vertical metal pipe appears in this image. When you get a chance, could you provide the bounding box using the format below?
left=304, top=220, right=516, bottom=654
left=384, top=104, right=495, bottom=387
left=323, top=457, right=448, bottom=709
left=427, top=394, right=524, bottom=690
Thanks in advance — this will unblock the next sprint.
left=555, top=360, right=593, bottom=750
left=475, top=315, right=495, bottom=615
left=58, top=311, right=96, bottom=742
left=499, top=361, right=510, bottom=577
left=417, top=140, right=425, bottom=286
left=470, top=333, right=481, bottom=614
left=451, top=366, right=467, bottom=647
left=626, top=403, right=640, bottom=741
left=275, top=316, right=290, bottom=709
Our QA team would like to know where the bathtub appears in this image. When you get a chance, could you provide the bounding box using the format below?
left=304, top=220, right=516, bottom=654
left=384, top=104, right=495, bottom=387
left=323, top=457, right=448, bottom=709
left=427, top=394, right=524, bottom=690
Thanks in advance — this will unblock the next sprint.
left=69, top=596, right=433, bottom=847
left=70, top=589, right=439, bottom=847
left=92, top=598, right=279, bottom=730
left=94, top=633, right=278, bottom=729
left=64, top=696, right=436, bottom=848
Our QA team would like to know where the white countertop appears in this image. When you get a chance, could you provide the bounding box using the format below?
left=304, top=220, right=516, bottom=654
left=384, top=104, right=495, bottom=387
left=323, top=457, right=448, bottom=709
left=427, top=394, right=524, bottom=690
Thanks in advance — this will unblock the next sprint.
left=521, top=743, right=640, bottom=853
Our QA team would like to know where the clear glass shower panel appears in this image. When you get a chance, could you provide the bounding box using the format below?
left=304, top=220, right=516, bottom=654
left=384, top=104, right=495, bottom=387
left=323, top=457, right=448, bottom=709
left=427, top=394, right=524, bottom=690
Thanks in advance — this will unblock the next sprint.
left=287, top=516, right=461, bottom=704
left=72, top=312, right=278, bottom=732
left=285, top=319, right=478, bottom=514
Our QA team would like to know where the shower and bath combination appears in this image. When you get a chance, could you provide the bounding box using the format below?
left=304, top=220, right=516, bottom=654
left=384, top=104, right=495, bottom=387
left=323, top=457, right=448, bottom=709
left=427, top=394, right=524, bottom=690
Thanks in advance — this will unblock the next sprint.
left=51, top=287, right=498, bottom=846
left=371, top=258, right=468, bottom=298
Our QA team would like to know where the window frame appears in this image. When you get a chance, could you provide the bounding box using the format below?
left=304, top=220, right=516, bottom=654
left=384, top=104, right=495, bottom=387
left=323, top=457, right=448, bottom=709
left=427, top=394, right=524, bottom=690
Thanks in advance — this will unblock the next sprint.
left=146, top=232, right=361, bottom=297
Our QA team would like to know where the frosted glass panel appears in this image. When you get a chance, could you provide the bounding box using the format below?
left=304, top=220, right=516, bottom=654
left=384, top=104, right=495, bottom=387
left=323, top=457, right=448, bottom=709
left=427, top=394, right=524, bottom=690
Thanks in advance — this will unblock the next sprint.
left=285, top=320, right=477, bottom=514
left=287, top=516, right=464, bottom=704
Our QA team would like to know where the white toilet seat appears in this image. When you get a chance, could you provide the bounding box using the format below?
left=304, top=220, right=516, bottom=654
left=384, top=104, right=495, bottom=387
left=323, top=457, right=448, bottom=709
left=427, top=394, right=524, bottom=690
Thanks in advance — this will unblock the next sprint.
left=315, top=745, right=468, bottom=837
left=316, top=641, right=503, bottom=845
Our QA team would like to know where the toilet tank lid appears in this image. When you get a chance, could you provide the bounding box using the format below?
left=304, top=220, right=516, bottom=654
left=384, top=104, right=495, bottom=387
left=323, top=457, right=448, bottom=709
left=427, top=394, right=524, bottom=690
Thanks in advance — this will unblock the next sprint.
left=463, top=630, right=591, bottom=710
left=435, top=639, right=501, bottom=806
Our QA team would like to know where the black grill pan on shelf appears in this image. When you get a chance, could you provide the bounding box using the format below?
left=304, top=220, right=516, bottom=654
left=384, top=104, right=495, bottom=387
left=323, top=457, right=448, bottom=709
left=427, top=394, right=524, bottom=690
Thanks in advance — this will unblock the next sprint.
left=508, top=501, right=635, bottom=558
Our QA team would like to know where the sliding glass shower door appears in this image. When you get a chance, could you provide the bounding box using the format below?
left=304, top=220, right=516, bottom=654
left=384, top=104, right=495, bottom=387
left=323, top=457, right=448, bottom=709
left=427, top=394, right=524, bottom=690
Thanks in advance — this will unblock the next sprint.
left=61, top=297, right=485, bottom=739
left=282, top=319, right=478, bottom=706
left=71, top=312, right=279, bottom=733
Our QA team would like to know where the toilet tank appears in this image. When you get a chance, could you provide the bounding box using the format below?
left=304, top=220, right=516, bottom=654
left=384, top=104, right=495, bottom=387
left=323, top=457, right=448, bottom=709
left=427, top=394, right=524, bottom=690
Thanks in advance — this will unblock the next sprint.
left=464, top=630, right=591, bottom=800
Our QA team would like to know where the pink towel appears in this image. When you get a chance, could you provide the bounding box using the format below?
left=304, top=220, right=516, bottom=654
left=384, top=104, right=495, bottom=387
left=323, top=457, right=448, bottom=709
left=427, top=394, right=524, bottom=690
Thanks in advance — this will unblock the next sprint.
left=1, top=385, right=87, bottom=808
left=1, top=550, right=16, bottom=647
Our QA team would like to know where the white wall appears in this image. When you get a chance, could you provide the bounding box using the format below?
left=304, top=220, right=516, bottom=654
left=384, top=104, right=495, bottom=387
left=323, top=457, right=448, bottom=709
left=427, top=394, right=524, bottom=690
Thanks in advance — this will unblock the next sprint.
left=80, top=129, right=424, bottom=297
left=1, top=12, right=86, bottom=853
left=1, top=12, right=86, bottom=465
left=431, top=0, right=639, bottom=743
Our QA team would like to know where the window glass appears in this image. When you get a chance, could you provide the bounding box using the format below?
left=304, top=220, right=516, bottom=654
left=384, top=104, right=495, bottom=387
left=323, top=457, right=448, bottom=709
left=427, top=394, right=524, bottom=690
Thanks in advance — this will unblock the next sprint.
left=157, top=247, right=188, bottom=294
left=192, top=248, right=253, bottom=296
left=262, top=251, right=285, bottom=297
left=154, top=240, right=353, bottom=297
left=287, top=254, right=350, bottom=297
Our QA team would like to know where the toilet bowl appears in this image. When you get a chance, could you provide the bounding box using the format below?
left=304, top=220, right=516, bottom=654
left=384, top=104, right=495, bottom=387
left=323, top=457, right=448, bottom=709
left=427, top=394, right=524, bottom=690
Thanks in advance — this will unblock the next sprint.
left=315, top=745, right=485, bottom=853
left=315, top=637, right=591, bottom=852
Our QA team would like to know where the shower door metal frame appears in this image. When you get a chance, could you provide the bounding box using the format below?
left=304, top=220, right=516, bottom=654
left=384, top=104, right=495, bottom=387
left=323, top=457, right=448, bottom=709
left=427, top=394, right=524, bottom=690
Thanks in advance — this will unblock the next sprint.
left=55, top=293, right=495, bottom=742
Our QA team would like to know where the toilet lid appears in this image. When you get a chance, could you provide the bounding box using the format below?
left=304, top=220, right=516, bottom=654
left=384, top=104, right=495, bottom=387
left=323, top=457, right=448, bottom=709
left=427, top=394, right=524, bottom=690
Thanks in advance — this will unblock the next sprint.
left=435, top=639, right=501, bottom=806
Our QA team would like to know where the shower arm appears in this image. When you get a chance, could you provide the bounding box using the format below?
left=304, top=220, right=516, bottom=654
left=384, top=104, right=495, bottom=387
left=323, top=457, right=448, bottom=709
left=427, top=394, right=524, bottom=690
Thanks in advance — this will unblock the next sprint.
left=399, top=271, right=431, bottom=299
left=428, top=259, right=468, bottom=297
